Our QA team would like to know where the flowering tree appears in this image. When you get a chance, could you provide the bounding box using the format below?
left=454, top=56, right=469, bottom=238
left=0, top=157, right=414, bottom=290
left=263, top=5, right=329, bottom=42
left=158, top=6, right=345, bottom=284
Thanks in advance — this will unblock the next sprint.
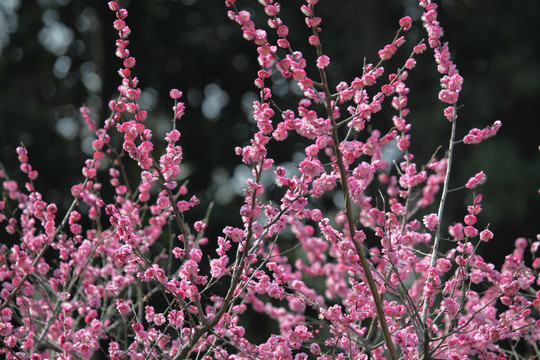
left=1, top=0, right=539, bottom=359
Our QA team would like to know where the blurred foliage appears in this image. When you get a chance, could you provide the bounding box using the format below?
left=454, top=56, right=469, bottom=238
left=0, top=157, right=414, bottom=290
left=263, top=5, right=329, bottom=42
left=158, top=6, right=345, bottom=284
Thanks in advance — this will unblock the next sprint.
left=0, top=0, right=538, bottom=266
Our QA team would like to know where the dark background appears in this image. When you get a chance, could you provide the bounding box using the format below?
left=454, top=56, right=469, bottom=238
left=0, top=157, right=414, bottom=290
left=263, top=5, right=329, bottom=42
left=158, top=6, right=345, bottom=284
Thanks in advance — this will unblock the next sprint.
left=0, top=0, right=539, bottom=267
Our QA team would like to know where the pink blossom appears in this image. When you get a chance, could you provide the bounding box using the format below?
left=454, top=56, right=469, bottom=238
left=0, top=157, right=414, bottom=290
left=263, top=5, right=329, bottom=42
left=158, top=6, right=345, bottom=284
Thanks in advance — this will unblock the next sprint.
left=308, top=35, right=320, bottom=46
left=223, top=226, right=245, bottom=242
left=465, top=171, right=487, bottom=189
left=135, top=110, right=147, bottom=122
left=172, top=247, right=185, bottom=259
left=115, top=299, right=131, bottom=315
left=277, top=25, right=288, bottom=37
left=123, top=57, right=136, bottom=68
left=277, top=38, right=289, bottom=48
left=168, top=310, right=184, bottom=328
left=394, top=36, right=406, bottom=47
left=157, top=196, right=169, bottom=210
left=438, top=89, right=459, bottom=104
left=464, top=214, right=477, bottom=225
left=316, top=55, right=330, bottom=69
left=210, top=255, right=228, bottom=279
left=299, top=158, right=324, bottom=177
left=463, top=120, right=502, bottom=144
left=448, top=222, right=464, bottom=240
left=405, top=58, right=416, bottom=70
left=413, top=43, right=427, bottom=54
left=154, top=313, right=166, bottom=326
left=378, top=44, right=397, bottom=60
left=113, top=19, right=126, bottom=31
left=443, top=106, right=455, bottom=121
left=399, top=16, right=412, bottom=31
left=464, top=225, right=478, bottom=238
left=108, top=2, right=119, bottom=11
left=169, top=88, right=183, bottom=99
left=479, top=229, right=493, bottom=242
left=423, top=213, right=439, bottom=231
left=165, top=129, right=181, bottom=142
left=173, top=102, right=185, bottom=119
left=443, top=297, right=459, bottom=316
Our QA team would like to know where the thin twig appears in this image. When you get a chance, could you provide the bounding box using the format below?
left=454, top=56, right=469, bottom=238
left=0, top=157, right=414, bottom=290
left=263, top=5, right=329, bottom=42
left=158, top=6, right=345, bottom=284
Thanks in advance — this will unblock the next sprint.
left=419, top=108, right=458, bottom=358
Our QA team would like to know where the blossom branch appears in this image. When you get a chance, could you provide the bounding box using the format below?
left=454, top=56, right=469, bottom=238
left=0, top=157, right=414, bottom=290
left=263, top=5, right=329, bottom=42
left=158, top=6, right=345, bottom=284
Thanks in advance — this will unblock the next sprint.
left=311, top=14, right=400, bottom=360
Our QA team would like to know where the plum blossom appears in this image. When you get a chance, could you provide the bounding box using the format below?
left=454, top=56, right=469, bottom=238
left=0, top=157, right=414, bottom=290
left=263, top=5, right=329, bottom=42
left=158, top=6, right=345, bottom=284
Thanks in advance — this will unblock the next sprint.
left=465, top=171, right=487, bottom=189
left=463, top=120, right=502, bottom=144
left=0, top=2, right=533, bottom=360
left=423, top=213, right=439, bottom=231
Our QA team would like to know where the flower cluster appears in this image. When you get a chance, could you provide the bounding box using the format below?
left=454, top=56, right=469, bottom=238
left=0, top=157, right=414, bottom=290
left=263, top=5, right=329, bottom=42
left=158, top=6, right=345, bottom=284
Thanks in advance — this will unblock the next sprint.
left=0, top=1, right=537, bottom=360
left=463, top=120, right=503, bottom=144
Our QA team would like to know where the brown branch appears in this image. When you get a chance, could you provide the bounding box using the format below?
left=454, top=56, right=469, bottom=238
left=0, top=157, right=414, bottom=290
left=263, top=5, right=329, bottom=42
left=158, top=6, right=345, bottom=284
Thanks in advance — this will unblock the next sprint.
left=308, top=6, right=399, bottom=358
